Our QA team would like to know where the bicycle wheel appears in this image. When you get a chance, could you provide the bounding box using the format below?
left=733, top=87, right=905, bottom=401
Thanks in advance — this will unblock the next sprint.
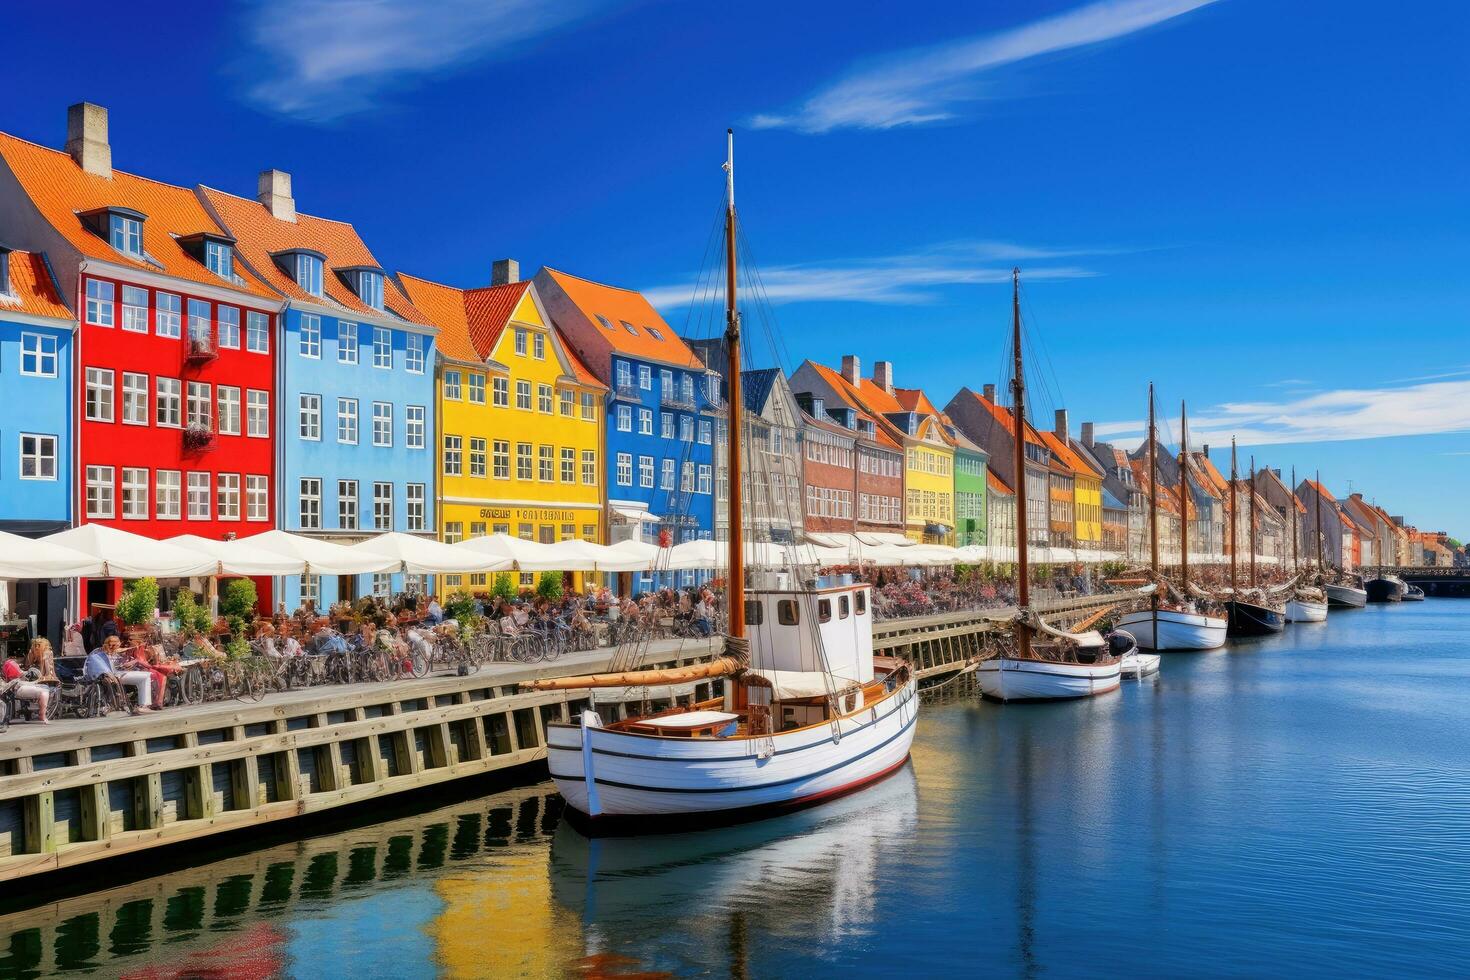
left=82, top=683, right=103, bottom=718
left=410, top=648, right=431, bottom=678
left=44, top=685, right=62, bottom=720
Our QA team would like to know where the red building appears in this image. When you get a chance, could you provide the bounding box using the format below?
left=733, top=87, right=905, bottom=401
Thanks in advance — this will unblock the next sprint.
left=792, top=376, right=906, bottom=539
left=0, top=105, right=280, bottom=605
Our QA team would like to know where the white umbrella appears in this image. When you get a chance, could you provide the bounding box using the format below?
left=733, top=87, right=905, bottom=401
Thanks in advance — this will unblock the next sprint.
left=543, top=538, right=654, bottom=573
left=606, top=539, right=661, bottom=564
left=351, top=531, right=513, bottom=575
left=244, top=530, right=399, bottom=576
left=456, top=533, right=567, bottom=572
left=665, top=538, right=725, bottom=570
left=167, top=534, right=307, bottom=577
left=44, top=524, right=217, bottom=578
left=0, top=529, right=105, bottom=579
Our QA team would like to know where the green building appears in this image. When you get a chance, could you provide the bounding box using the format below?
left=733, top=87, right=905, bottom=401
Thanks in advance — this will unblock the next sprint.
left=952, top=429, right=989, bottom=547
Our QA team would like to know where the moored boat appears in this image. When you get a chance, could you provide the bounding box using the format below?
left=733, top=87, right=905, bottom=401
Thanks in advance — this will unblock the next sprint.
left=1402, top=583, right=1425, bottom=601
left=1324, top=582, right=1368, bottom=608
left=1285, top=597, right=1328, bottom=622
left=1365, top=576, right=1405, bottom=603
left=1226, top=597, right=1286, bottom=636
left=1113, top=629, right=1160, bottom=679
left=530, top=133, right=919, bottom=828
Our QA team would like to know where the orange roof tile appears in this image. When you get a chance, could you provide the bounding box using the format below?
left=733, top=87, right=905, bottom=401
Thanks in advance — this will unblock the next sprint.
left=951, top=387, right=1047, bottom=449
left=803, top=361, right=903, bottom=450
left=0, top=132, right=274, bottom=300
left=1038, top=430, right=1095, bottom=478
left=1302, top=479, right=1336, bottom=503
left=463, top=281, right=530, bottom=358
left=1191, top=453, right=1230, bottom=493
left=987, top=471, right=1014, bottom=496
left=396, top=273, right=475, bottom=362
left=199, top=186, right=426, bottom=324
left=540, top=268, right=703, bottom=369
left=1, top=249, right=71, bottom=320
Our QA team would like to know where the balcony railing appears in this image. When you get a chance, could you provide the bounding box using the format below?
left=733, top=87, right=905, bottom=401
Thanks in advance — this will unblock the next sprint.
left=185, top=334, right=217, bottom=365
left=661, top=392, right=697, bottom=411
left=614, top=383, right=641, bottom=402
left=183, top=421, right=216, bottom=454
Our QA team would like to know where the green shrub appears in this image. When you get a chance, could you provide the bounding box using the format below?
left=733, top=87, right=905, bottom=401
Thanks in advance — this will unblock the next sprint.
left=116, top=578, right=159, bottom=627
left=220, top=578, right=258, bottom=620
left=489, top=573, right=517, bottom=602
left=444, top=590, right=478, bottom=623
left=172, top=589, right=214, bottom=636
left=535, top=571, right=564, bottom=601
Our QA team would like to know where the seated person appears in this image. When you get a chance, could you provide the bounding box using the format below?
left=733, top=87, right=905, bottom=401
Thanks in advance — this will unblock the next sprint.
left=86, top=636, right=153, bottom=712
left=126, top=644, right=178, bottom=710
left=26, top=637, right=58, bottom=682
left=3, top=651, right=50, bottom=723
left=424, top=598, right=444, bottom=625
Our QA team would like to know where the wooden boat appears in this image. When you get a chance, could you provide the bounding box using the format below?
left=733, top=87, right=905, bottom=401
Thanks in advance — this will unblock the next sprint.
left=977, top=270, right=1121, bottom=702
left=1225, top=447, right=1285, bottom=637
left=1285, top=597, right=1328, bottom=622
left=1115, top=397, right=1225, bottom=651
left=1324, top=582, right=1368, bottom=608
left=532, top=133, right=919, bottom=826
left=1113, top=629, right=1160, bottom=679
left=1365, top=575, right=1405, bottom=603
left=1284, top=474, right=1328, bottom=623
left=1402, top=583, right=1425, bottom=602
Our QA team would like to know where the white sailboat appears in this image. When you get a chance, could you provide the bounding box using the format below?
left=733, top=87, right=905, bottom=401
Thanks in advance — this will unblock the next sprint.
left=532, top=132, right=918, bottom=825
left=977, top=271, right=1122, bottom=701
left=1116, top=396, right=1227, bottom=651
left=1287, top=466, right=1328, bottom=622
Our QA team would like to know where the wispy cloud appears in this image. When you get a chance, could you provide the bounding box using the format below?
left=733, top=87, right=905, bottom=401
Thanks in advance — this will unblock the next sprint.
left=1092, top=379, right=1470, bottom=448
left=240, top=0, right=609, bottom=121
left=642, top=240, right=1107, bottom=308
left=750, top=0, right=1218, bottom=133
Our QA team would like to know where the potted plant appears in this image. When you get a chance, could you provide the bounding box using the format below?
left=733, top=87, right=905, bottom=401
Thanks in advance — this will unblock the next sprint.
left=116, top=577, right=159, bottom=644
left=535, top=571, right=564, bottom=602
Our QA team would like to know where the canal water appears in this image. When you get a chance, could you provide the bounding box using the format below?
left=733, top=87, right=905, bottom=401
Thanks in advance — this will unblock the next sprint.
left=2, top=601, right=1467, bottom=978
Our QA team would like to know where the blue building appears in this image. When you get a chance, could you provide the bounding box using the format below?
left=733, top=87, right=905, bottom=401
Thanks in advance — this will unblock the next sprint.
left=200, top=173, right=438, bottom=609
left=0, top=247, right=75, bottom=637
left=535, top=268, right=717, bottom=589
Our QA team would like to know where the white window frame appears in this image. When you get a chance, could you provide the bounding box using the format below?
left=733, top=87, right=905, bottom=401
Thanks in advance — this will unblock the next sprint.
left=19, top=333, right=58, bottom=378
left=582, top=450, right=597, bottom=486
left=299, top=313, right=321, bottom=358
left=406, top=483, right=426, bottom=532
left=187, top=471, right=211, bottom=520
left=121, top=285, right=149, bottom=333
left=122, top=372, right=149, bottom=426
left=156, top=377, right=182, bottom=428
left=120, top=467, right=148, bottom=520
left=247, top=389, right=270, bottom=438
left=337, top=397, right=358, bottom=445
left=217, top=386, right=241, bottom=436
left=443, top=435, right=463, bottom=476
left=18, top=433, right=57, bottom=481
left=155, top=292, right=181, bottom=338
left=616, top=452, right=633, bottom=487
left=156, top=470, right=182, bottom=520
left=338, top=321, right=358, bottom=364
left=373, top=482, right=393, bottom=531
left=338, top=479, right=358, bottom=530
left=217, top=305, right=240, bottom=349
left=372, top=402, right=392, bottom=447
left=300, top=478, right=322, bottom=530
left=246, top=475, right=269, bottom=522
left=406, top=334, right=426, bottom=374
left=639, top=455, right=654, bottom=488
left=406, top=405, right=426, bottom=449
left=85, top=465, right=114, bottom=518
left=246, top=310, right=270, bottom=353
left=300, top=394, right=322, bottom=441
left=85, top=279, right=114, bottom=327
left=85, top=367, right=114, bottom=422
left=373, top=327, right=392, bottom=369
left=468, top=373, right=486, bottom=405
left=444, top=370, right=462, bottom=400
left=217, top=472, right=241, bottom=521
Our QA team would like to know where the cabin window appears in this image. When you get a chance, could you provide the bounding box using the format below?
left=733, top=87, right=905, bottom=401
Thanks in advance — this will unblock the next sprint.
left=777, top=600, right=800, bottom=626
left=855, top=591, right=867, bottom=615
left=818, top=598, right=832, bottom=624
left=839, top=595, right=850, bottom=619
left=743, top=600, right=763, bottom=627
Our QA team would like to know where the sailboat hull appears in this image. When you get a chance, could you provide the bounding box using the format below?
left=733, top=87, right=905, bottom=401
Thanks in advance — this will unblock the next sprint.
left=977, top=657, right=1121, bottom=701
left=1285, top=599, right=1328, bottom=622
left=1365, top=578, right=1404, bottom=603
left=1402, top=585, right=1425, bottom=602
left=1226, top=599, right=1285, bottom=637
left=1115, top=608, right=1228, bottom=651
left=546, top=674, right=918, bottom=823
left=1324, top=584, right=1368, bottom=608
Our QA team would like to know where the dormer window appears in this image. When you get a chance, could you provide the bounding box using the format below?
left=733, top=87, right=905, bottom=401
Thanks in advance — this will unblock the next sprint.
left=338, top=266, right=386, bottom=310
left=595, top=314, right=615, bottom=331
left=271, top=249, right=327, bottom=297
left=205, top=240, right=233, bottom=279
left=647, top=326, right=664, bottom=341
left=110, top=213, right=143, bottom=256
left=0, top=247, right=10, bottom=295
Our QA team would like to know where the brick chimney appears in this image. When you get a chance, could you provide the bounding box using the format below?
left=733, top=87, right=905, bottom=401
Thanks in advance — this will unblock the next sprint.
left=492, top=259, right=520, bottom=286
left=841, top=355, right=861, bottom=386
left=873, top=360, right=894, bottom=393
left=982, top=383, right=996, bottom=403
left=257, top=169, right=296, bottom=222
left=1054, top=408, right=1069, bottom=441
left=66, top=102, right=111, bottom=177
left=1202, top=443, right=1210, bottom=457
left=1081, top=422, right=1094, bottom=447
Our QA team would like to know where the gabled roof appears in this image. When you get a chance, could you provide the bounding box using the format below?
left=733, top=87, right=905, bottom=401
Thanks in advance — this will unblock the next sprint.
left=0, top=249, right=71, bottom=320
left=1132, top=458, right=1188, bottom=518
left=1039, top=430, right=1096, bottom=480
left=199, top=186, right=425, bottom=324
left=987, top=471, right=1014, bottom=496
left=742, top=368, right=780, bottom=414
left=799, top=360, right=902, bottom=450
left=540, top=268, right=702, bottom=368
left=0, top=131, right=274, bottom=300
left=1192, top=453, right=1230, bottom=494
left=1182, top=453, right=1223, bottom=500
left=1301, top=479, right=1336, bottom=504
left=398, top=273, right=601, bottom=386
left=950, top=387, right=1047, bottom=449
left=1338, top=509, right=1357, bottom=531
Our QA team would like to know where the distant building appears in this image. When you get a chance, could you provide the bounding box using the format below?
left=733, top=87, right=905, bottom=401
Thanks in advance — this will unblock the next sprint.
left=945, top=385, right=1050, bottom=550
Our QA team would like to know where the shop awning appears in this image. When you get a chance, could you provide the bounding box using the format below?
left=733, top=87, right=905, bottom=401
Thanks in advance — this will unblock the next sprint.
left=44, top=524, right=218, bottom=578
left=610, top=505, right=660, bottom=524
left=0, top=529, right=104, bottom=579
left=242, top=530, right=400, bottom=576
left=351, top=531, right=514, bottom=575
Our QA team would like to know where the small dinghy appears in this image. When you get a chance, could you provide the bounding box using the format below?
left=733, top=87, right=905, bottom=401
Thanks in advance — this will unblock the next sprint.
left=1402, top=584, right=1425, bottom=602
left=1114, top=629, right=1159, bottom=679
left=1365, top=575, right=1405, bottom=603
left=1324, top=582, right=1368, bottom=609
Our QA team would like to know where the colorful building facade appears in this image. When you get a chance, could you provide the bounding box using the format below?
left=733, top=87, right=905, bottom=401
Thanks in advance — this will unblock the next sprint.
left=398, top=266, right=605, bottom=593
left=0, top=106, right=280, bottom=611
left=950, top=428, right=988, bottom=547
left=200, top=174, right=437, bottom=609
left=535, top=268, right=715, bottom=587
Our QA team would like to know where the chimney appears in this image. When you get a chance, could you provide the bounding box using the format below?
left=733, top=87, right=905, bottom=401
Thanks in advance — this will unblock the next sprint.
left=66, top=102, right=111, bottom=177
left=1054, top=408, right=1069, bottom=441
left=1273, top=468, right=1282, bottom=478
left=982, top=383, right=997, bottom=403
left=491, top=258, right=520, bottom=286
left=1202, top=443, right=1210, bottom=457
left=841, top=355, right=861, bottom=386
left=257, top=169, right=296, bottom=222
left=873, top=360, right=894, bottom=393
left=1081, top=422, right=1095, bottom=447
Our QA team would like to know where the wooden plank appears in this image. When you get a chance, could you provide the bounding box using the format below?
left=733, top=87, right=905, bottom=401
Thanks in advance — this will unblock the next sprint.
left=22, top=792, right=55, bottom=854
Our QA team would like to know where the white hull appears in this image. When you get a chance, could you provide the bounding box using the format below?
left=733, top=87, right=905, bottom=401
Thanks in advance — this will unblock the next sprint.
left=977, top=657, right=1121, bottom=701
left=1285, top=599, right=1328, bottom=622
left=1121, top=650, right=1161, bottom=678
left=1115, top=609, right=1228, bottom=651
left=547, top=675, right=918, bottom=819
left=1324, top=584, right=1368, bottom=608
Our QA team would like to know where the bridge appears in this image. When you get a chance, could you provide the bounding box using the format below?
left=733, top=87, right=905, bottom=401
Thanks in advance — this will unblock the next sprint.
left=1373, top=566, right=1470, bottom=598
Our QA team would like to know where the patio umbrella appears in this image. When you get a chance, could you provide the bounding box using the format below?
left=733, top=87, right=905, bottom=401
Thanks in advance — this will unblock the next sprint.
left=167, top=534, right=308, bottom=577
left=0, top=529, right=104, bottom=579
left=542, top=538, right=655, bottom=573
left=455, top=533, right=567, bottom=572
left=44, top=524, right=218, bottom=578
left=243, top=530, right=399, bottom=576
left=351, top=531, right=513, bottom=575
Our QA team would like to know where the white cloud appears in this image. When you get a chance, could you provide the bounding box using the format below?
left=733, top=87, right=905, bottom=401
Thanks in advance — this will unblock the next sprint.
left=241, top=0, right=607, bottom=121
left=1091, top=379, right=1470, bottom=448
left=642, top=240, right=1103, bottom=308
left=751, top=0, right=1218, bottom=133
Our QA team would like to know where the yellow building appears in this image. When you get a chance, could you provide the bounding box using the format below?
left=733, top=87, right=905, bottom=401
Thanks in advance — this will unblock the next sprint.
left=399, top=267, right=606, bottom=593
left=1040, top=430, right=1102, bottom=548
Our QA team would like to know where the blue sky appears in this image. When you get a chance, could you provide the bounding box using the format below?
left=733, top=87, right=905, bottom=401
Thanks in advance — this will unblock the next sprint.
left=8, top=0, right=1468, bottom=536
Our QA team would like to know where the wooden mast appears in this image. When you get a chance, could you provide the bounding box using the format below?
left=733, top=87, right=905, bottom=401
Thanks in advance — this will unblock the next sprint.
left=1249, top=456, right=1258, bottom=587
left=1315, top=469, right=1326, bottom=573
left=1291, top=465, right=1299, bottom=574
left=1147, top=384, right=1159, bottom=610
left=1179, top=402, right=1190, bottom=597
left=1009, top=268, right=1031, bottom=659
left=723, top=129, right=745, bottom=641
left=1229, top=438, right=1238, bottom=595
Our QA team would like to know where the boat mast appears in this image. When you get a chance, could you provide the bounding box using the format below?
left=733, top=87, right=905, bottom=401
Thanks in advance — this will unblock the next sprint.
left=1315, top=469, right=1326, bottom=573
left=723, top=129, right=745, bottom=640
left=1009, top=268, right=1031, bottom=660
left=1147, top=385, right=1159, bottom=609
left=1179, top=402, right=1190, bottom=597
left=1229, top=438, right=1238, bottom=595
left=1249, top=456, right=1258, bottom=587
left=1291, top=465, right=1299, bottom=574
